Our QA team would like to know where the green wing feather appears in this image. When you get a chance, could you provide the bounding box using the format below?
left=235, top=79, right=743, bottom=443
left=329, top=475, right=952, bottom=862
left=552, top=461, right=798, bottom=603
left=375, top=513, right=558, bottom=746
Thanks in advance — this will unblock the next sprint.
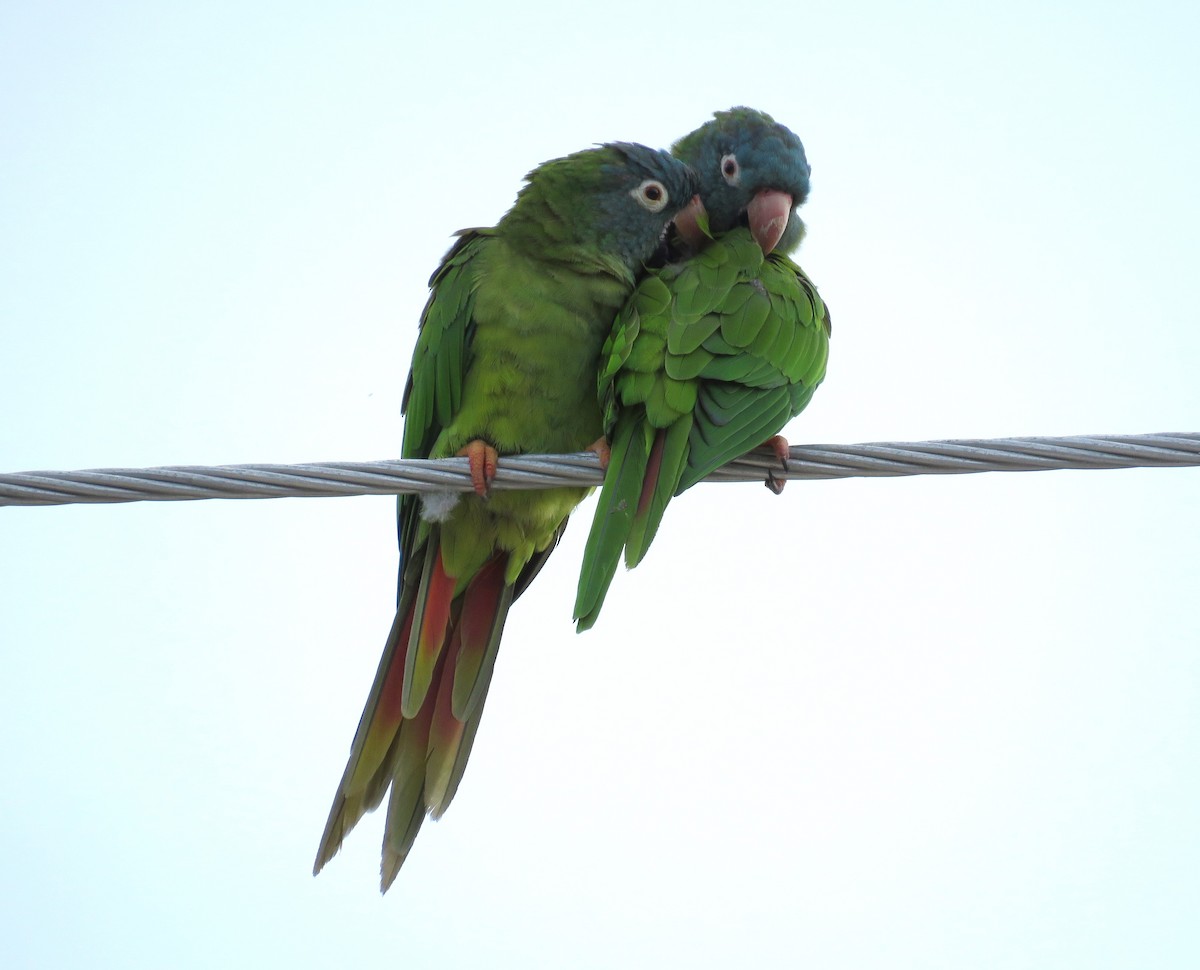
left=679, top=249, right=829, bottom=489
left=397, top=229, right=489, bottom=563
left=574, top=227, right=830, bottom=630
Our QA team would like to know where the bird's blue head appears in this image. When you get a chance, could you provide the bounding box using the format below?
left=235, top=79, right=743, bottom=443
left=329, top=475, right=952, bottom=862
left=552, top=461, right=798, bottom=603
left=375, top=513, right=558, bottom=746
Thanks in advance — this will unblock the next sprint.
left=588, top=141, right=700, bottom=271
left=508, top=142, right=699, bottom=275
left=671, top=107, right=811, bottom=255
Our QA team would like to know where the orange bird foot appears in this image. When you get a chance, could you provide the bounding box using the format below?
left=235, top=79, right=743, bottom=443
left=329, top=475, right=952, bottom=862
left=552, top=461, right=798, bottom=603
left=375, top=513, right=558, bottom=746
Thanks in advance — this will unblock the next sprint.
left=762, top=434, right=790, bottom=495
left=587, top=436, right=612, bottom=471
left=456, top=440, right=499, bottom=497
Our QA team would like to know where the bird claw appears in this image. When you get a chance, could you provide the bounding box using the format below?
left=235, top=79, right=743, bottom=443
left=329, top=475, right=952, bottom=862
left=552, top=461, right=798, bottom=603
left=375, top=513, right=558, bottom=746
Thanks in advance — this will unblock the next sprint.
left=587, top=436, right=612, bottom=471
left=762, top=435, right=790, bottom=495
left=456, top=440, right=499, bottom=497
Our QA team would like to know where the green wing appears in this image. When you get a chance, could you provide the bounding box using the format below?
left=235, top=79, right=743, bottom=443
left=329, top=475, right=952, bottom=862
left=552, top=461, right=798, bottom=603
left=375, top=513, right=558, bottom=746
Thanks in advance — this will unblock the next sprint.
left=673, top=238, right=830, bottom=491
left=604, top=226, right=830, bottom=488
left=396, top=229, right=490, bottom=575
left=576, top=227, right=830, bottom=630
left=401, top=228, right=493, bottom=457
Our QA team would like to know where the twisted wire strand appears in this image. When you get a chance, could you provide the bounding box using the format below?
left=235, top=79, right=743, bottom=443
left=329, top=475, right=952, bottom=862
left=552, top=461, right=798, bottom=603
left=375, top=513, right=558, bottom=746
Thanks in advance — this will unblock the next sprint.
left=2, top=432, right=1198, bottom=508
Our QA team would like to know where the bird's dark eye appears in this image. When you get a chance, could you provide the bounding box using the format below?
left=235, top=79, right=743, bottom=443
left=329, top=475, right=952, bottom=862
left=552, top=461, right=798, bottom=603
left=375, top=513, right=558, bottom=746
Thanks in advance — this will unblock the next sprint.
left=720, top=153, right=740, bottom=186
left=631, top=179, right=669, bottom=213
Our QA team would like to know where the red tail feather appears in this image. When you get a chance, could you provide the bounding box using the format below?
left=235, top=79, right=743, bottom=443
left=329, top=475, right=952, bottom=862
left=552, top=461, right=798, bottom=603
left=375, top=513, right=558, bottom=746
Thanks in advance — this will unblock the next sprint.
left=377, top=610, right=415, bottom=729
left=402, top=545, right=458, bottom=718
left=346, top=607, right=415, bottom=795
left=637, top=428, right=667, bottom=519
left=426, top=625, right=467, bottom=796
left=415, top=548, right=455, bottom=676
left=427, top=554, right=509, bottom=812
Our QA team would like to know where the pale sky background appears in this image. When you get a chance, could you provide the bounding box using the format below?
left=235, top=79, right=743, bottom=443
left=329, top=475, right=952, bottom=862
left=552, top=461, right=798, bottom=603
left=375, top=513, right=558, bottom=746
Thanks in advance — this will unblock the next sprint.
left=3, top=2, right=1200, bottom=967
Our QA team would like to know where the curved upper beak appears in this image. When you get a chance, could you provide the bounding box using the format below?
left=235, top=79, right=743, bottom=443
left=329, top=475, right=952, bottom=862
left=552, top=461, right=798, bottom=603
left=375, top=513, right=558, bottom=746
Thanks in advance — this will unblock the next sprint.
left=747, top=189, right=793, bottom=254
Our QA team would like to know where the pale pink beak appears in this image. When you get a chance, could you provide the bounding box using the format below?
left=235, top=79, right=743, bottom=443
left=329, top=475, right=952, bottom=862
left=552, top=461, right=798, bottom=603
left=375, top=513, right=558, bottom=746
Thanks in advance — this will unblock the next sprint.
left=673, top=194, right=706, bottom=251
left=747, top=189, right=793, bottom=254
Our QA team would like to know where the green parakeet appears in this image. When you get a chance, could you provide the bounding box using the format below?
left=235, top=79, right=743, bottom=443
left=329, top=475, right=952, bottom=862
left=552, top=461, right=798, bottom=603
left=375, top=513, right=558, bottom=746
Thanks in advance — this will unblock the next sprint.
left=574, top=108, right=831, bottom=631
left=314, top=142, right=698, bottom=890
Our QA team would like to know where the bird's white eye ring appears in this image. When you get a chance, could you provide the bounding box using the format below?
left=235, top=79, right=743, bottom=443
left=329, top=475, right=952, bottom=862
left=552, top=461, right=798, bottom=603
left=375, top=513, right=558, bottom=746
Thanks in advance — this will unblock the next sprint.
left=720, top=153, right=740, bottom=186
left=631, top=179, right=669, bottom=213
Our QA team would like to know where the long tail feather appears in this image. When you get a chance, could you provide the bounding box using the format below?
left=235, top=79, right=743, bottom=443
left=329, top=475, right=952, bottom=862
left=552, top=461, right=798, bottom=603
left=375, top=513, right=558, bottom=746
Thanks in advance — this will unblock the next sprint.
left=575, top=412, right=692, bottom=631
left=401, top=545, right=456, bottom=717
left=430, top=704, right=487, bottom=821
left=427, top=554, right=512, bottom=814
left=380, top=667, right=438, bottom=890
left=574, top=417, right=652, bottom=631
left=313, top=601, right=416, bottom=875
left=425, top=627, right=468, bottom=816
left=450, top=555, right=513, bottom=720
left=317, top=534, right=518, bottom=888
left=624, top=416, right=692, bottom=568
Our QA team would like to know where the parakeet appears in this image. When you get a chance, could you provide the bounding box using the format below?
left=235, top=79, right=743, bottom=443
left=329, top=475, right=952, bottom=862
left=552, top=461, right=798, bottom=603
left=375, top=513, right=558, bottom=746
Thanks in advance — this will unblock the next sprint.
left=574, top=108, right=831, bottom=631
left=314, top=142, right=698, bottom=890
